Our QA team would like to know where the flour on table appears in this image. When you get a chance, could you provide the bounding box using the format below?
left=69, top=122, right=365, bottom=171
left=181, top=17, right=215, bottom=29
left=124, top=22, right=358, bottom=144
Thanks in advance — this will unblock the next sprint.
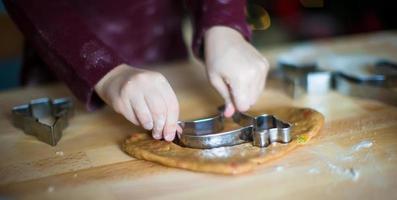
left=351, top=140, right=373, bottom=152
left=327, top=162, right=360, bottom=181
left=275, top=165, right=284, bottom=172
left=339, top=140, right=374, bottom=161
left=47, top=186, right=55, bottom=193
left=308, top=168, right=320, bottom=174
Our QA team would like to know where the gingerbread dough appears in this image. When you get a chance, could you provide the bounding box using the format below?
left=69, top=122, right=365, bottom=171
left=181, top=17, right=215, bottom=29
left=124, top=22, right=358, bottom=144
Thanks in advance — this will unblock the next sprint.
left=123, top=107, right=324, bottom=175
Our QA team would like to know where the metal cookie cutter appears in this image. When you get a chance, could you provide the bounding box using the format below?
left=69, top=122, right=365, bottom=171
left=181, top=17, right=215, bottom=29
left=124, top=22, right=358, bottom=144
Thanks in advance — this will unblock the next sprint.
left=177, top=109, right=292, bottom=149
left=317, top=55, right=397, bottom=106
left=275, top=59, right=333, bottom=98
left=12, top=97, right=74, bottom=146
left=233, top=112, right=291, bottom=148
left=276, top=51, right=397, bottom=106
left=275, top=44, right=334, bottom=98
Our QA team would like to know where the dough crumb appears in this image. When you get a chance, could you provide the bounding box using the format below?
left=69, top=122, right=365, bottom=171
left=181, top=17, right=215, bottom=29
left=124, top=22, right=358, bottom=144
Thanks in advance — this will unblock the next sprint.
left=55, top=151, right=64, bottom=156
left=296, top=134, right=309, bottom=144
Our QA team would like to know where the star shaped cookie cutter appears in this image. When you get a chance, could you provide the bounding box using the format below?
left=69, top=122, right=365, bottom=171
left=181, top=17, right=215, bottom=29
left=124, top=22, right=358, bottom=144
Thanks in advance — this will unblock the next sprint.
left=177, top=108, right=291, bottom=149
left=11, top=97, right=74, bottom=146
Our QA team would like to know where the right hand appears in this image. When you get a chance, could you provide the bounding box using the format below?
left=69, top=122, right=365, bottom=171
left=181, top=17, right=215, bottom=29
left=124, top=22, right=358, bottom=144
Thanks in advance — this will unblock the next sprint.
left=204, top=26, right=269, bottom=117
left=95, top=64, right=180, bottom=141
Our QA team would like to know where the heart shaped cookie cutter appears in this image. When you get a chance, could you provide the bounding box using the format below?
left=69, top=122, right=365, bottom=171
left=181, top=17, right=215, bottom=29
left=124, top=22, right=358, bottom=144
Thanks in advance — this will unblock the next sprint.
left=177, top=108, right=291, bottom=149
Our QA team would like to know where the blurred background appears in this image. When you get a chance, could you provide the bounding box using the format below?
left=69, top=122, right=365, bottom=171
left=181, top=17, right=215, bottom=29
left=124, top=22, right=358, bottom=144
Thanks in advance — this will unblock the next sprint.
left=0, top=1, right=23, bottom=90
left=0, top=0, right=395, bottom=91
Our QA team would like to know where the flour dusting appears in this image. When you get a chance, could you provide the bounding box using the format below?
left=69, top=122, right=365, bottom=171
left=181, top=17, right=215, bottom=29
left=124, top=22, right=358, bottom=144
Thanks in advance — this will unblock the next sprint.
left=327, top=162, right=360, bottom=181
left=275, top=165, right=284, bottom=172
left=47, top=186, right=55, bottom=193
left=340, top=155, right=354, bottom=161
left=352, top=140, right=373, bottom=152
left=200, top=147, right=233, bottom=158
left=308, top=168, right=320, bottom=174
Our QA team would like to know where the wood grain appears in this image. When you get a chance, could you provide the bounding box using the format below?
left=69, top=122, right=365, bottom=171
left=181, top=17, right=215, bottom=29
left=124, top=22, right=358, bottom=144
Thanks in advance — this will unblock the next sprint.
left=0, top=31, right=396, bottom=200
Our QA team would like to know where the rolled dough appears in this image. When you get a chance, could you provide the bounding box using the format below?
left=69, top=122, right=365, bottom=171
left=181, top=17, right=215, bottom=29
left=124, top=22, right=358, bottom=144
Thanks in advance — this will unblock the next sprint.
left=123, top=107, right=324, bottom=175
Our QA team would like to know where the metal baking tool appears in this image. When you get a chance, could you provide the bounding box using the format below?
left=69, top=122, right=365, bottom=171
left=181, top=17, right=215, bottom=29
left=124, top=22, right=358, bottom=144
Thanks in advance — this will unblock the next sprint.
left=277, top=44, right=328, bottom=68
left=334, top=75, right=397, bottom=106
left=233, top=113, right=292, bottom=148
left=274, top=62, right=333, bottom=98
left=276, top=50, right=397, bottom=105
left=177, top=110, right=292, bottom=149
left=12, top=97, right=74, bottom=146
left=177, top=114, right=251, bottom=149
left=317, top=55, right=397, bottom=106
left=275, top=45, right=335, bottom=98
left=318, top=55, right=397, bottom=87
left=177, top=114, right=224, bottom=135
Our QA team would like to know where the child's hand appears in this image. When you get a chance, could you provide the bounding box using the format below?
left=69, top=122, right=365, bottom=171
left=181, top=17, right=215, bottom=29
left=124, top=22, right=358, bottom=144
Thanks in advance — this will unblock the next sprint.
left=95, top=64, right=180, bottom=141
left=204, top=26, right=269, bottom=117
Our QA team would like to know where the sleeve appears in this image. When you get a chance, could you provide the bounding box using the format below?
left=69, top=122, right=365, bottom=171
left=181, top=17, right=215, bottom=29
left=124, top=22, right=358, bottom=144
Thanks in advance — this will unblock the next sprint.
left=185, top=0, right=252, bottom=59
left=3, top=0, right=126, bottom=111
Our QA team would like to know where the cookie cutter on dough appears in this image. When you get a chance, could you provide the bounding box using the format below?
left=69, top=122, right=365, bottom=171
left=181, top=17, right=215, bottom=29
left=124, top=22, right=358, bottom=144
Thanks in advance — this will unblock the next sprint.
left=11, top=97, right=74, bottom=146
left=177, top=108, right=291, bottom=149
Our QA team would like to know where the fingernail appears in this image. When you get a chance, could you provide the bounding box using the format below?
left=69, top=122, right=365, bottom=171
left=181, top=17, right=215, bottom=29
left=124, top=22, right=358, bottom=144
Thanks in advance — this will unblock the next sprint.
left=163, top=126, right=175, bottom=141
left=224, top=104, right=235, bottom=117
left=176, top=125, right=183, bottom=134
left=165, top=133, right=174, bottom=141
left=143, top=122, right=153, bottom=130
left=152, top=130, right=161, bottom=140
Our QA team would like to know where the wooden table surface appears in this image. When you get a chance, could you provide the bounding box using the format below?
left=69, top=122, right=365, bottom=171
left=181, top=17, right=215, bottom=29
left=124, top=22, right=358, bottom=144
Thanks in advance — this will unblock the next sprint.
left=0, top=31, right=397, bottom=200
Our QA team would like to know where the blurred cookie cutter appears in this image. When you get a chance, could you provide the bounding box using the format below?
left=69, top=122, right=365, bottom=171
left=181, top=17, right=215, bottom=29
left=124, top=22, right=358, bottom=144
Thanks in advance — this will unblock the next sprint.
left=12, top=97, right=74, bottom=146
left=276, top=54, right=397, bottom=105
left=318, top=56, right=397, bottom=106
left=177, top=109, right=291, bottom=149
left=274, top=62, right=333, bottom=98
left=317, top=55, right=397, bottom=87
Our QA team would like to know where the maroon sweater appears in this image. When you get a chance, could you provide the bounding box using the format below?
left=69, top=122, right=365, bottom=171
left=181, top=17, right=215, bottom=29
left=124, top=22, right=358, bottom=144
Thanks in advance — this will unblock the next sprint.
left=4, top=0, right=251, bottom=110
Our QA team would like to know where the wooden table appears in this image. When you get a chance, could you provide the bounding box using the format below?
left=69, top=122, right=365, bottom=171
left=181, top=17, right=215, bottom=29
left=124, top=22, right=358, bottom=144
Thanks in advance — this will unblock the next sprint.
left=1, top=31, right=397, bottom=200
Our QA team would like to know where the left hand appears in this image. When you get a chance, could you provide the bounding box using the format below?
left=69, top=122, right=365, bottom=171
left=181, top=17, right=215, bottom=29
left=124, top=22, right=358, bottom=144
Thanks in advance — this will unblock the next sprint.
left=204, top=26, right=269, bottom=117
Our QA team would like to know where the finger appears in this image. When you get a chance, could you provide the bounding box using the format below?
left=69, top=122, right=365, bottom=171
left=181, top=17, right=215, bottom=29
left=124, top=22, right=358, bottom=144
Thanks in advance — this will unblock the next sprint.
left=159, top=84, right=179, bottom=141
left=124, top=102, right=140, bottom=126
left=249, top=76, right=265, bottom=106
left=251, top=60, right=269, bottom=105
left=108, top=86, right=126, bottom=114
left=120, top=91, right=140, bottom=125
left=230, top=81, right=251, bottom=112
left=224, top=103, right=235, bottom=117
left=176, top=124, right=183, bottom=139
left=130, top=94, right=154, bottom=131
left=176, top=124, right=183, bottom=134
left=209, top=74, right=235, bottom=117
left=145, top=94, right=167, bottom=140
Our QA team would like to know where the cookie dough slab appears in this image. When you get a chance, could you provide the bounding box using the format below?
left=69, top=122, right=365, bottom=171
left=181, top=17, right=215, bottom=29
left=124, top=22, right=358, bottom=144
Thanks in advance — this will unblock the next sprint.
left=123, top=107, right=324, bottom=175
